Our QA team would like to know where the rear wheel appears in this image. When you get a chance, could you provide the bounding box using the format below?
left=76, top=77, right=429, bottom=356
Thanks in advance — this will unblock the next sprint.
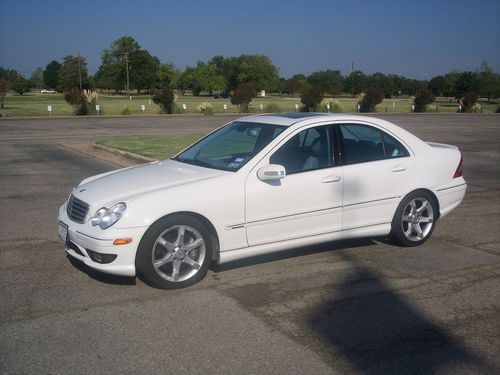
left=136, top=215, right=212, bottom=289
left=391, top=191, right=437, bottom=247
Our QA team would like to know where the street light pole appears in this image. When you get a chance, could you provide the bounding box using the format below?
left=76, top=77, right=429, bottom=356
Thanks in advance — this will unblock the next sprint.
left=125, top=53, right=130, bottom=95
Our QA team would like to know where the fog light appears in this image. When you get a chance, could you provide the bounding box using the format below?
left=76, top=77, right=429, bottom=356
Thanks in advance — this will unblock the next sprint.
left=86, top=249, right=117, bottom=264
left=113, top=238, right=132, bottom=245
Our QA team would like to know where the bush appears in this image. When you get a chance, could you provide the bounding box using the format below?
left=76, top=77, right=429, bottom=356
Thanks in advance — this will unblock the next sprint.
left=121, top=106, right=132, bottom=115
left=495, top=105, right=500, bottom=113
left=152, top=85, right=175, bottom=114
left=300, top=84, right=324, bottom=112
left=322, top=100, right=343, bottom=113
left=12, top=77, right=32, bottom=95
left=358, top=87, right=384, bottom=112
left=231, top=82, right=256, bottom=113
left=460, top=91, right=479, bottom=113
left=264, top=103, right=281, bottom=113
left=412, top=87, right=434, bottom=112
left=197, top=102, right=214, bottom=115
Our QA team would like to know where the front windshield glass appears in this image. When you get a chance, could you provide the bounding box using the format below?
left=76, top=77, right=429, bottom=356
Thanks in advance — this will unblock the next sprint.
left=174, top=121, right=286, bottom=171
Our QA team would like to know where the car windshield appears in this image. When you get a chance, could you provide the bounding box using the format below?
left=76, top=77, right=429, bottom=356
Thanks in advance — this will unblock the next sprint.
left=174, top=121, right=286, bottom=171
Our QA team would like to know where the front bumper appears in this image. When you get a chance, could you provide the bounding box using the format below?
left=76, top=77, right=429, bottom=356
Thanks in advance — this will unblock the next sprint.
left=58, top=204, right=148, bottom=277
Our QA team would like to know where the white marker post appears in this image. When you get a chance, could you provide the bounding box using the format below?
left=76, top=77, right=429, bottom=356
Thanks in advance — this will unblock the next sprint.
left=259, top=104, right=264, bottom=113
left=148, top=99, right=151, bottom=105
left=96, top=104, right=100, bottom=116
left=458, top=105, right=462, bottom=113
left=141, top=105, right=145, bottom=115
left=47, top=105, right=52, bottom=116
left=412, top=105, right=415, bottom=112
left=357, top=104, right=360, bottom=112
left=182, top=104, right=187, bottom=114
left=223, top=104, right=227, bottom=113
left=392, top=101, right=395, bottom=108
left=295, top=103, right=299, bottom=112
left=326, top=103, right=331, bottom=112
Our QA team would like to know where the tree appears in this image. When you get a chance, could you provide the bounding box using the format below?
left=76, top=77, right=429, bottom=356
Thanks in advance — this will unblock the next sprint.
left=0, top=67, right=18, bottom=108
left=307, top=70, right=343, bottom=96
left=43, top=60, right=61, bottom=90
left=454, top=72, right=479, bottom=101
left=129, top=49, right=160, bottom=93
left=152, top=84, right=176, bottom=114
left=300, top=84, right=324, bottom=112
left=236, top=54, right=279, bottom=92
left=282, top=78, right=303, bottom=96
left=344, top=70, right=368, bottom=96
left=428, top=75, right=453, bottom=97
left=460, top=91, right=479, bottom=112
left=230, top=82, right=256, bottom=112
left=358, top=87, right=384, bottom=112
left=155, top=63, right=180, bottom=88
left=413, top=87, right=434, bottom=112
left=177, top=67, right=195, bottom=95
left=367, top=72, right=396, bottom=98
left=30, top=68, right=44, bottom=90
left=478, top=60, right=499, bottom=104
left=193, top=62, right=226, bottom=95
left=12, top=76, right=32, bottom=95
left=57, top=55, right=89, bottom=92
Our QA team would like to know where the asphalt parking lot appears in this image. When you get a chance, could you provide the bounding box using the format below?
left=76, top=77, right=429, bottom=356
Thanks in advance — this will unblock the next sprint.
left=1, top=114, right=499, bottom=374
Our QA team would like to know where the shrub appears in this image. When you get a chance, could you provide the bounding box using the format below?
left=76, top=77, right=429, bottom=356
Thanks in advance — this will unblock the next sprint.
left=300, top=84, right=324, bottom=112
left=197, top=102, right=214, bottom=115
left=460, top=91, right=479, bottom=113
left=322, top=100, right=343, bottom=113
left=495, top=105, right=500, bottom=113
left=152, top=85, right=176, bottom=114
left=412, top=87, right=434, bottom=112
left=12, top=77, right=32, bottom=95
left=264, top=103, right=281, bottom=113
left=231, top=82, right=256, bottom=113
left=121, top=106, right=132, bottom=115
left=358, top=87, right=384, bottom=112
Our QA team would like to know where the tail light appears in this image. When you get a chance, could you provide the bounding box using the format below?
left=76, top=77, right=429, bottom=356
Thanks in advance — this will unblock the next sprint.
left=453, top=157, right=463, bottom=178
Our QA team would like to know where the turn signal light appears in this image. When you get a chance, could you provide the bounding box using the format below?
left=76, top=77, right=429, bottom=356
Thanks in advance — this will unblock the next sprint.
left=113, top=238, right=133, bottom=245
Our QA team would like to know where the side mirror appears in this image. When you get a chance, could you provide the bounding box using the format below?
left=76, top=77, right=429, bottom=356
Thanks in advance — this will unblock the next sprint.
left=257, top=164, right=286, bottom=181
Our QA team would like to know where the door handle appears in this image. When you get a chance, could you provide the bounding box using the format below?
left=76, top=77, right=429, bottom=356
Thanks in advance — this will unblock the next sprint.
left=322, top=175, right=341, bottom=183
left=391, top=165, right=407, bottom=172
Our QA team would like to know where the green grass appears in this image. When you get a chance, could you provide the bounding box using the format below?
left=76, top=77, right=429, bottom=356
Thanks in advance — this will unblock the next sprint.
left=96, top=135, right=203, bottom=159
left=1, top=93, right=498, bottom=117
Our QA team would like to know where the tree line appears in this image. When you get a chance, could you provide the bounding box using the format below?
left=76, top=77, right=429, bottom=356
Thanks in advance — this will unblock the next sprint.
left=1, top=35, right=499, bottom=113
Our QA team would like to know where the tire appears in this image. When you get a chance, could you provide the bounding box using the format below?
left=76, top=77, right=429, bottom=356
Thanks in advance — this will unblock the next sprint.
left=136, top=214, right=213, bottom=289
left=391, top=190, right=438, bottom=247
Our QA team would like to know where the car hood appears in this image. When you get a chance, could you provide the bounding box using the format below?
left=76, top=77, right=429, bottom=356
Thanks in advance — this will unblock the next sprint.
left=72, top=159, right=227, bottom=210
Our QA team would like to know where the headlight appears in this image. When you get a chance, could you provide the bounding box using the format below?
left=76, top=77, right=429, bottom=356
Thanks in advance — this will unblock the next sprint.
left=91, top=202, right=126, bottom=229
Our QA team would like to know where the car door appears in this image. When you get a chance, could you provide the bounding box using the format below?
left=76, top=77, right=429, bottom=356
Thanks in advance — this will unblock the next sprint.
left=338, top=123, right=414, bottom=230
left=245, top=124, right=343, bottom=247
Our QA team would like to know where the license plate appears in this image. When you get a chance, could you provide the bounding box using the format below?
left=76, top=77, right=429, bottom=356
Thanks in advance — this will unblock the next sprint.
left=58, top=221, right=68, bottom=243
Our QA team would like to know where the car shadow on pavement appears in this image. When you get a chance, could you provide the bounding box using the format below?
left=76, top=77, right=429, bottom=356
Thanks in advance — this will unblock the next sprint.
left=307, top=251, right=494, bottom=373
left=67, top=255, right=136, bottom=285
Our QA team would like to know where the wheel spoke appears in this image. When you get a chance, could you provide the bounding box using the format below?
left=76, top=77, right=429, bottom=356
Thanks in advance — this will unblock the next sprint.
left=171, top=260, right=181, bottom=281
left=404, top=224, right=413, bottom=237
left=402, top=215, right=412, bottom=222
left=183, top=255, right=201, bottom=270
left=419, top=217, right=433, bottom=223
left=157, top=237, right=175, bottom=252
left=153, top=253, right=174, bottom=268
left=416, top=200, right=428, bottom=214
left=409, top=200, right=417, bottom=214
left=175, top=225, right=186, bottom=247
left=184, top=238, right=203, bottom=253
left=415, top=224, right=424, bottom=239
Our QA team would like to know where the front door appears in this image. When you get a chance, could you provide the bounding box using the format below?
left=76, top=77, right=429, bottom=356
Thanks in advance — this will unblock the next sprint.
left=245, top=125, right=343, bottom=247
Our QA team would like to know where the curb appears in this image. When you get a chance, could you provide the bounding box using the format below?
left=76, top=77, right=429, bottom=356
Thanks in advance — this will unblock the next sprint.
left=92, top=143, right=155, bottom=164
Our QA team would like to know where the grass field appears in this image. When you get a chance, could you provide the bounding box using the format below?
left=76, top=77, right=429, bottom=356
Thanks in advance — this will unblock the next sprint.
left=96, top=135, right=202, bottom=159
left=1, top=93, right=498, bottom=117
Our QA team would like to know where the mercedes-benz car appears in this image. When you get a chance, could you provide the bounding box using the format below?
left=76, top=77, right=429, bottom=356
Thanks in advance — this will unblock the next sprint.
left=58, top=113, right=466, bottom=289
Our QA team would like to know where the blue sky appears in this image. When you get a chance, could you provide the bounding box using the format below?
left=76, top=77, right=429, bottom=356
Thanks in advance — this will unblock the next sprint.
left=0, top=0, right=499, bottom=79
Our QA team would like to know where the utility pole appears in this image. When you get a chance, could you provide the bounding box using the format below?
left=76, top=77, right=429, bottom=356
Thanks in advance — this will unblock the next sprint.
left=77, top=51, right=83, bottom=92
left=351, top=62, right=355, bottom=98
left=125, top=53, right=130, bottom=95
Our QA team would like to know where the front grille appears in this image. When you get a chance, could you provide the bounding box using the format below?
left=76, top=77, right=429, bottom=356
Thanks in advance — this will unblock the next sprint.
left=67, top=194, right=89, bottom=223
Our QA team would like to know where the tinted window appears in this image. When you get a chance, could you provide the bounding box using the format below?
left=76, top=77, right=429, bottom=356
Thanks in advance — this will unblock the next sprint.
left=340, top=124, right=409, bottom=164
left=270, top=126, right=333, bottom=174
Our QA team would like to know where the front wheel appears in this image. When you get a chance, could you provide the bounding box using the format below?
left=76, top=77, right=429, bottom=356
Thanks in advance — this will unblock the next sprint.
left=391, top=191, right=437, bottom=247
left=136, top=215, right=212, bottom=289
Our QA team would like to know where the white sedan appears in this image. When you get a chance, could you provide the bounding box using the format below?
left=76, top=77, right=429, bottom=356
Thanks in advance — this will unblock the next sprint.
left=58, top=113, right=466, bottom=289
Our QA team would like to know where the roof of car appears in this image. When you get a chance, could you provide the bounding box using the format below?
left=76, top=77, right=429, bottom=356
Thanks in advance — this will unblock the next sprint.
left=238, top=112, right=367, bottom=126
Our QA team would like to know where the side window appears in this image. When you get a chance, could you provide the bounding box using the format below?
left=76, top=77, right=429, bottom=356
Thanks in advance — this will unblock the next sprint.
left=339, top=124, right=409, bottom=164
left=270, top=125, right=333, bottom=174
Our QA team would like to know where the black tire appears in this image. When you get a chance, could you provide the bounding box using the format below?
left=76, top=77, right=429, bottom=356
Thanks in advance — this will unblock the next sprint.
left=391, top=190, right=438, bottom=247
left=136, top=214, right=213, bottom=289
